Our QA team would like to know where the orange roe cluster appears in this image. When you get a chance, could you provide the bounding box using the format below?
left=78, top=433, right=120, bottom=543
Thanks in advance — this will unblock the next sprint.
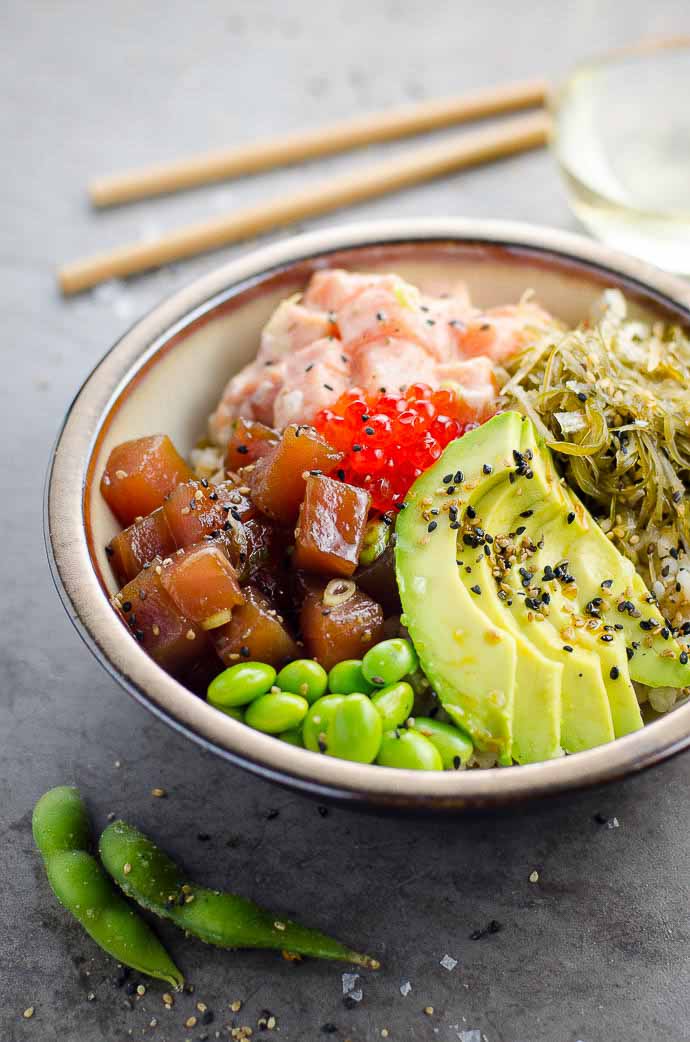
left=314, top=384, right=482, bottom=513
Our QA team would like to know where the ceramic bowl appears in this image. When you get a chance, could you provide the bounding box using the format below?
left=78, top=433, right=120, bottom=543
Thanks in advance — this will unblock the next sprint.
left=46, top=218, right=690, bottom=810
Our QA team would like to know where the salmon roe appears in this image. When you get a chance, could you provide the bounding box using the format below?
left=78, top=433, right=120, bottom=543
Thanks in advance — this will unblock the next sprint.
left=314, top=384, right=485, bottom=513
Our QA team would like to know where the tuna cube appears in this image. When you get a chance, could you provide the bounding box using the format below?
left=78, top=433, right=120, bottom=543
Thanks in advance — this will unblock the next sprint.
left=159, top=544, right=245, bottom=630
left=101, top=434, right=193, bottom=526
left=106, top=507, right=175, bottom=586
left=212, top=586, right=299, bottom=668
left=292, top=475, right=370, bottom=577
left=300, top=580, right=384, bottom=670
left=225, top=418, right=280, bottom=473
left=245, top=424, right=343, bottom=524
left=115, top=559, right=205, bottom=673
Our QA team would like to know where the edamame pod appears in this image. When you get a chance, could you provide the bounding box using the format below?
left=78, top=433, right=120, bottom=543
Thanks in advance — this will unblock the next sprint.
left=100, top=820, right=379, bottom=968
left=410, top=717, right=474, bottom=769
left=370, top=682, right=414, bottom=731
left=376, top=730, right=443, bottom=770
left=32, top=787, right=182, bottom=988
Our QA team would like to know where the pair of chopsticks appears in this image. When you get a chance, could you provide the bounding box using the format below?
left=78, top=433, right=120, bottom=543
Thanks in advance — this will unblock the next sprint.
left=59, top=79, right=551, bottom=296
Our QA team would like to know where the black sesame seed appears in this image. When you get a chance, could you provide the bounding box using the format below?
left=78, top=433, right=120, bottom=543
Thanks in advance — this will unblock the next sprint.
left=482, top=464, right=493, bottom=475
left=201, top=478, right=209, bottom=488
left=240, top=645, right=250, bottom=658
left=427, top=521, right=438, bottom=533
left=121, top=601, right=132, bottom=613
left=520, top=509, right=533, bottom=518
left=681, top=651, right=689, bottom=665
left=443, top=473, right=453, bottom=484
left=562, top=645, right=573, bottom=653
left=337, top=468, right=346, bottom=480
left=452, top=755, right=462, bottom=769
left=467, top=505, right=477, bottom=520
left=610, top=666, right=620, bottom=679
left=577, top=392, right=588, bottom=402
left=516, top=526, right=526, bottom=536
left=364, top=427, right=375, bottom=436
left=454, top=470, right=464, bottom=483
left=600, top=634, right=614, bottom=642
left=601, top=579, right=614, bottom=589
left=470, top=584, right=481, bottom=595
left=626, top=646, right=634, bottom=660
left=567, top=512, right=575, bottom=525
left=352, top=444, right=362, bottom=452
left=673, top=490, right=683, bottom=504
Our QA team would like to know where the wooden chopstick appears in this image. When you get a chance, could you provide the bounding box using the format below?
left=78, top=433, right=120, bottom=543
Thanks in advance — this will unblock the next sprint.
left=88, top=79, right=548, bottom=207
left=59, top=111, right=551, bottom=296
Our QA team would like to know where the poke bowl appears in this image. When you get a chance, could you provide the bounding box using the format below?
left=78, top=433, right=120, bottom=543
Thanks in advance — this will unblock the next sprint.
left=46, top=218, right=690, bottom=810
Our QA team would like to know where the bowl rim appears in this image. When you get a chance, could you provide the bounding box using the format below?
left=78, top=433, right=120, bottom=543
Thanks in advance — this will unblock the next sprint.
left=45, top=217, right=690, bottom=810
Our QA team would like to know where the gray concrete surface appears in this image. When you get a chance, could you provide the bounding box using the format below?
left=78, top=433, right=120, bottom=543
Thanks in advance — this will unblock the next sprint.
left=1, top=2, right=689, bottom=1039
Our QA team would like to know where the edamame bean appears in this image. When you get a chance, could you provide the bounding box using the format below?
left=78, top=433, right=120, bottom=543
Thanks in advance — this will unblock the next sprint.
left=303, top=695, right=346, bottom=752
left=278, top=728, right=304, bottom=747
left=100, top=820, right=379, bottom=968
left=215, top=705, right=244, bottom=722
left=327, top=659, right=374, bottom=695
left=244, top=692, right=309, bottom=734
left=325, top=694, right=382, bottom=764
left=370, top=682, right=414, bottom=731
left=362, top=638, right=418, bottom=687
left=410, top=717, right=474, bottom=769
left=32, top=787, right=182, bottom=988
left=276, top=660, right=328, bottom=704
left=376, top=730, right=443, bottom=770
left=207, top=662, right=276, bottom=708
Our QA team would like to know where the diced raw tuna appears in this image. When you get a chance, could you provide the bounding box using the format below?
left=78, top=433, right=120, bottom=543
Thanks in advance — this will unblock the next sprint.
left=100, top=435, right=193, bottom=526
left=106, top=507, right=176, bottom=586
left=292, top=475, right=370, bottom=577
left=300, top=580, right=384, bottom=670
left=114, top=560, right=205, bottom=673
left=159, top=544, right=245, bottom=630
left=225, top=418, right=280, bottom=473
left=246, top=424, right=343, bottom=524
left=212, top=586, right=299, bottom=668
left=350, top=338, right=437, bottom=395
left=162, top=479, right=254, bottom=571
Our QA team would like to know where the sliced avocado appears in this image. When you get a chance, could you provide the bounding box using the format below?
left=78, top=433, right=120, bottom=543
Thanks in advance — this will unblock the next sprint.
left=395, top=412, right=523, bottom=761
left=396, top=410, right=689, bottom=765
left=455, top=480, right=563, bottom=764
left=456, top=481, right=611, bottom=756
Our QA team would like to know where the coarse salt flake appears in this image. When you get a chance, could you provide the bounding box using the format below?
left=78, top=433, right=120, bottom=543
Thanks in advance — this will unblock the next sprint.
left=440, top=954, right=457, bottom=971
left=400, top=980, right=412, bottom=997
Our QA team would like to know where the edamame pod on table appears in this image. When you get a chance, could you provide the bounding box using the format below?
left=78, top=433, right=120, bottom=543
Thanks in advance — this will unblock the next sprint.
left=32, top=787, right=183, bottom=988
left=100, top=820, right=379, bottom=968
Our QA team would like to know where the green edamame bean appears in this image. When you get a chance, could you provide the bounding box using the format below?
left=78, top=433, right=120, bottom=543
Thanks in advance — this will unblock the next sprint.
left=276, top=660, right=328, bottom=704
left=370, top=682, right=414, bottom=731
left=327, top=659, right=374, bottom=695
left=376, top=730, right=443, bottom=770
left=216, top=705, right=244, bottom=722
left=410, top=716, right=474, bottom=769
left=278, top=728, right=304, bottom=747
left=303, top=695, right=346, bottom=752
left=32, top=787, right=182, bottom=988
left=325, top=694, right=382, bottom=764
left=100, top=820, right=378, bottom=968
left=207, top=662, right=276, bottom=708
left=244, top=692, right=308, bottom=734
left=362, top=638, right=419, bottom=687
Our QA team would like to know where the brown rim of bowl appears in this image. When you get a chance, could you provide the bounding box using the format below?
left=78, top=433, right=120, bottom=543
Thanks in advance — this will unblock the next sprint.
left=45, top=218, right=690, bottom=810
